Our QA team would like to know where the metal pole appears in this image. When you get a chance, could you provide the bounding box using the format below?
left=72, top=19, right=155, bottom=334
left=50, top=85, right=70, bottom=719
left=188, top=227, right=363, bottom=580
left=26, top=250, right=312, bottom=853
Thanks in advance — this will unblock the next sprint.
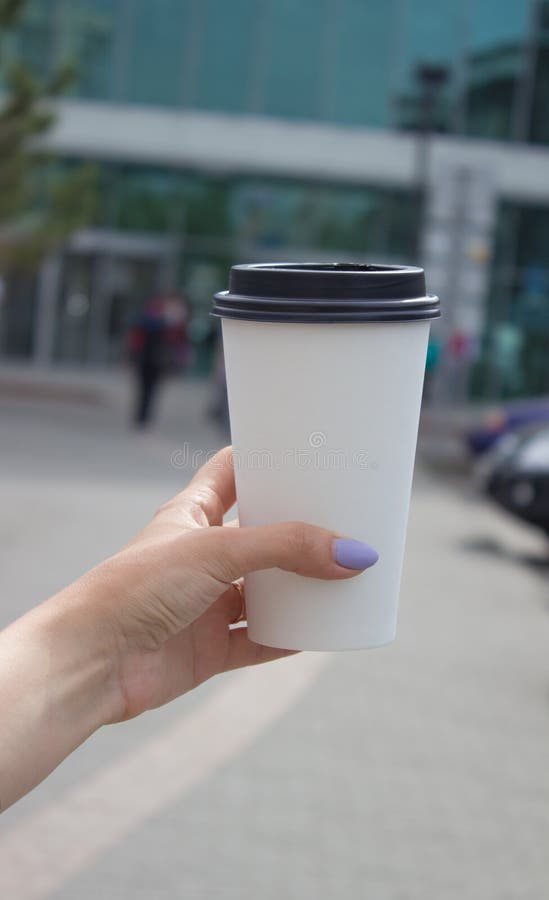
left=416, top=66, right=449, bottom=259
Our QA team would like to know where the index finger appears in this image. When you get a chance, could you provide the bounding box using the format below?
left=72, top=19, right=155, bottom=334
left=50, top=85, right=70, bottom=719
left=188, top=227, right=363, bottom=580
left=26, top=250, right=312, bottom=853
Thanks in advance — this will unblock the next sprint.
left=181, top=445, right=236, bottom=525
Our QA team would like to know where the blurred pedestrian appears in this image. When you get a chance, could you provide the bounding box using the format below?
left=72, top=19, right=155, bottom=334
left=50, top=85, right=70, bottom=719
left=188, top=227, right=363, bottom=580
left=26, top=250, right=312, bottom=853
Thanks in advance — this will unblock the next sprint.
left=127, top=293, right=191, bottom=427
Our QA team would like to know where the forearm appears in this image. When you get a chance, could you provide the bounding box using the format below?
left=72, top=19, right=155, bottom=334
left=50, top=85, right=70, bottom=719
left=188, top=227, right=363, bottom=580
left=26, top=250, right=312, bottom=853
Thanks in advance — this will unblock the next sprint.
left=0, top=581, right=119, bottom=811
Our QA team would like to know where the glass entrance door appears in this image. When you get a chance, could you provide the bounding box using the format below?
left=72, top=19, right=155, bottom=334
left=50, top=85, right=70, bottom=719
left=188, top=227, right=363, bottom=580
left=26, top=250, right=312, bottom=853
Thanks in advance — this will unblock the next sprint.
left=54, top=252, right=95, bottom=364
left=53, top=231, right=176, bottom=365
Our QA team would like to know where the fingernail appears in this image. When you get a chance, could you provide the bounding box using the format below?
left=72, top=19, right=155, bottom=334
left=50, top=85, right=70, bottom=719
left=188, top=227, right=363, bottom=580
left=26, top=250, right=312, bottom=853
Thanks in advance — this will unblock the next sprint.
left=333, top=538, right=379, bottom=570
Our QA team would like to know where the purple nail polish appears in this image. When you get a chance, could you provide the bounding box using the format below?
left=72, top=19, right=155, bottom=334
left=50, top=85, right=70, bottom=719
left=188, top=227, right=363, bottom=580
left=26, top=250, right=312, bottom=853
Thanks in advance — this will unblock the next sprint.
left=333, top=539, right=379, bottom=570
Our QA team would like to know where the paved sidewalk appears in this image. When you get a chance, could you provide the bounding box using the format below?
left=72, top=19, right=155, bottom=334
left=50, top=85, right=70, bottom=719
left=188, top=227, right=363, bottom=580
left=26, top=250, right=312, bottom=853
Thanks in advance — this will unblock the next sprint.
left=0, top=360, right=474, bottom=470
left=1, top=373, right=548, bottom=899
left=0, top=360, right=226, bottom=445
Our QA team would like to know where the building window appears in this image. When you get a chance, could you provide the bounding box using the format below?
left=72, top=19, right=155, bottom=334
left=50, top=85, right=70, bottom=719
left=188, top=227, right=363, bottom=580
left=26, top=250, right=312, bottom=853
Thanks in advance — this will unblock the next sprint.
left=474, top=201, right=549, bottom=398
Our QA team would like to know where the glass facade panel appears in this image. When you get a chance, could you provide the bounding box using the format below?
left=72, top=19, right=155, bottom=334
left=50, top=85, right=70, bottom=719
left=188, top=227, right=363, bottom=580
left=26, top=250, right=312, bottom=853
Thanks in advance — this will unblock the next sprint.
left=7, top=0, right=56, bottom=80
left=530, top=12, right=549, bottom=144
left=469, top=0, right=530, bottom=51
left=9, top=0, right=549, bottom=144
left=465, top=49, right=519, bottom=139
left=0, top=274, right=37, bottom=359
left=122, top=0, right=188, bottom=106
left=391, top=0, right=465, bottom=132
left=193, top=0, right=256, bottom=113
left=62, top=0, right=117, bottom=100
left=54, top=252, right=96, bottom=363
left=259, top=0, right=325, bottom=119
left=91, top=167, right=407, bottom=253
left=330, top=0, right=394, bottom=127
left=112, top=166, right=184, bottom=232
left=230, top=178, right=419, bottom=259
left=475, top=201, right=549, bottom=399
left=52, top=250, right=165, bottom=363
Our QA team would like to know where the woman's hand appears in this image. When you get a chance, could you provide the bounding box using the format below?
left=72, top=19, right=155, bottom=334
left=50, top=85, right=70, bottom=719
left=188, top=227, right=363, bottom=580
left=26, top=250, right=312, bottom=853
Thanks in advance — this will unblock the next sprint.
left=0, top=446, right=377, bottom=810
left=90, top=446, right=378, bottom=722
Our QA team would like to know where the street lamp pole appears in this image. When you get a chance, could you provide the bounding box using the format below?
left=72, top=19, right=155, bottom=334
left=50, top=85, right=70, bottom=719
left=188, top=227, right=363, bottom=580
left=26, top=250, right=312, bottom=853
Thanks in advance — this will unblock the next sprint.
left=414, top=63, right=449, bottom=255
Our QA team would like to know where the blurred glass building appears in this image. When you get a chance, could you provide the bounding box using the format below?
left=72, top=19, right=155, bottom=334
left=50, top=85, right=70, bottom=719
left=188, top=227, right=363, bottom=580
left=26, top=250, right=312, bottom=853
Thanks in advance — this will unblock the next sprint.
left=2, top=0, right=549, bottom=399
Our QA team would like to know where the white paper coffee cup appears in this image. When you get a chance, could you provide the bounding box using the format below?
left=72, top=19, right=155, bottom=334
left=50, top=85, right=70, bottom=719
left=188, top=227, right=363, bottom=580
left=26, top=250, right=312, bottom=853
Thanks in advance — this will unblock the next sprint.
left=213, top=263, right=440, bottom=651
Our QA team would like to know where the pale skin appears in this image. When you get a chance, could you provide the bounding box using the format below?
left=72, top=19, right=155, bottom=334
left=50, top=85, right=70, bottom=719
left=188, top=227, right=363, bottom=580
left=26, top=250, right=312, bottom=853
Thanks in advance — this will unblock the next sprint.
left=0, top=446, right=370, bottom=812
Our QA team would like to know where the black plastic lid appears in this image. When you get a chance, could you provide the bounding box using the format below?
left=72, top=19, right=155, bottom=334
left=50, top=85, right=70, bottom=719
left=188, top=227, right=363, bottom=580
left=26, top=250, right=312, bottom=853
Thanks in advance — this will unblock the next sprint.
left=212, top=263, right=440, bottom=323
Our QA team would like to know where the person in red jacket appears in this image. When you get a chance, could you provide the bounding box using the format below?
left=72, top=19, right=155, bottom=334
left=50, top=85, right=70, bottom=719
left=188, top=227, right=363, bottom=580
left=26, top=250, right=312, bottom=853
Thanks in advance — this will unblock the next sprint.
left=127, top=293, right=191, bottom=427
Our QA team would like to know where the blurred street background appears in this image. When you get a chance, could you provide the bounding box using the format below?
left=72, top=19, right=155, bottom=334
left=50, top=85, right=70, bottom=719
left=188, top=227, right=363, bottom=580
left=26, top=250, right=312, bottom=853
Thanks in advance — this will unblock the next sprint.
left=1, top=0, right=549, bottom=897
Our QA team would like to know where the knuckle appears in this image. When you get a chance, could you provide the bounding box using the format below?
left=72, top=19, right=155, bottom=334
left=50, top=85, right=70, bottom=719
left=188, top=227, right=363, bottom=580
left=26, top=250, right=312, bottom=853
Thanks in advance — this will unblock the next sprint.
left=153, top=494, right=208, bottom=529
left=185, top=496, right=210, bottom=527
left=198, top=486, right=224, bottom=523
left=190, top=526, right=235, bottom=580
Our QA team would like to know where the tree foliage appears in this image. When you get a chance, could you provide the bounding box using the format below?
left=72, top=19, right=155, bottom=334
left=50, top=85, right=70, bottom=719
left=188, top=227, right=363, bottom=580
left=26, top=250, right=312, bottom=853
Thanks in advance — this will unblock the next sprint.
left=0, top=0, right=97, bottom=270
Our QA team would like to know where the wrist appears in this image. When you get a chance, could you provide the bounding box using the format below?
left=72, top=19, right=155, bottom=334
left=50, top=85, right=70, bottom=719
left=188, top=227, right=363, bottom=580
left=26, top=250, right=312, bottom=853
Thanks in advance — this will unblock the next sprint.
left=0, top=580, right=121, bottom=809
left=44, top=567, right=128, bottom=727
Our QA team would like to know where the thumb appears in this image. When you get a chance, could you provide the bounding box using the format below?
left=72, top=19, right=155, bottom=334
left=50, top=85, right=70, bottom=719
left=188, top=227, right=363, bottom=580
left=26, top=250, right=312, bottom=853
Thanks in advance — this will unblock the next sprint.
left=203, top=521, right=379, bottom=583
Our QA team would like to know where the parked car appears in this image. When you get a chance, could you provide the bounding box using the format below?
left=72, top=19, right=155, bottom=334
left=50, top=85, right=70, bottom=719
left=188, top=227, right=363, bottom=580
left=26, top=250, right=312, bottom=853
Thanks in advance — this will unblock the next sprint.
left=466, top=398, right=549, bottom=456
left=484, top=425, right=549, bottom=537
